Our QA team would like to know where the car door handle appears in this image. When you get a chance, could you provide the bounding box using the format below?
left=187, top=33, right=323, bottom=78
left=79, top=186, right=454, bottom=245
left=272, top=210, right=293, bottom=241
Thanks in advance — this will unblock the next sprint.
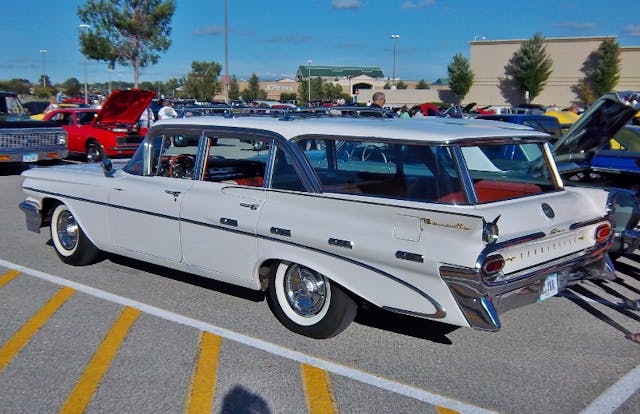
left=220, top=217, right=238, bottom=227
left=164, top=190, right=181, bottom=201
left=240, top=203, right=259, bottom=210
left=270, top=227, right=291, bottom=237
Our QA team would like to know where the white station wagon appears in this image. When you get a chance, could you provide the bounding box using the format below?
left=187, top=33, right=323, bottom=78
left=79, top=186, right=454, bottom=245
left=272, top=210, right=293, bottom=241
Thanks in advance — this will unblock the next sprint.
left=20, top=115, right=619, bottom=338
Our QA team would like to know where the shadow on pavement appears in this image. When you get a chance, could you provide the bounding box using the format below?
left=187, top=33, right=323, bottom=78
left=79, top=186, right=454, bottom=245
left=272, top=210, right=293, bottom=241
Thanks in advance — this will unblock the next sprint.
left=0, top=162, right=30, bottom=176
left=354, top=304, right=458, bottom=344
left=564, top=284, right=640, bottom=343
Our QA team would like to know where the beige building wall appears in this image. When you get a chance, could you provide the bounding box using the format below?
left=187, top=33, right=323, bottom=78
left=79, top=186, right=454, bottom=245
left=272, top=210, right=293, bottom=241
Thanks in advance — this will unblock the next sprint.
left=467, top=36, right=640, bottom=107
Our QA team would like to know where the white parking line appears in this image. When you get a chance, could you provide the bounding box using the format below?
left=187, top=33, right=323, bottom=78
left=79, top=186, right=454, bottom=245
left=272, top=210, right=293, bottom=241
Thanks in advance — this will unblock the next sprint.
left=579, top=365, right=640, bottom=414
left=0, top=259, right=495, bottom=414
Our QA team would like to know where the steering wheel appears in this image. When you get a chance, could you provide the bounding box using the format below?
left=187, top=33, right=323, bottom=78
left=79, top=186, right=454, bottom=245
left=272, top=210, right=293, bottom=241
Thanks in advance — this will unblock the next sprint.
left=169, top=155, right=195, bottom=179
left=361, top=145, right=388, bottom=163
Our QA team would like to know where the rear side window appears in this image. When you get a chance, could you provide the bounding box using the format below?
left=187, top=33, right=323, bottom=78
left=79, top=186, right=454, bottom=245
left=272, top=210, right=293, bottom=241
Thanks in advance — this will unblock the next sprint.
left=297, top=138, right=463, bottom=202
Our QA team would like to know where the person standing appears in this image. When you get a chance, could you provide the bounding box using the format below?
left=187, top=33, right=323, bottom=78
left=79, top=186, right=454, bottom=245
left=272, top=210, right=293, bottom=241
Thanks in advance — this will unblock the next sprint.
left=43, top=96, right=59, bottom=114
left=157, top=99, right=178, bottom=120
left=369, top=92, right=386, bottom=109
left=138, top=106, right=155, bottom=128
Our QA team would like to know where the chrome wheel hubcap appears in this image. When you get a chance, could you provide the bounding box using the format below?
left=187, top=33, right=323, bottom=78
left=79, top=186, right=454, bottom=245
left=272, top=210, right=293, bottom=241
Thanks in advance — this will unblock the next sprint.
left=284, top=265, right=327, bottom=317
left=56, top=210, right=78, bottom=250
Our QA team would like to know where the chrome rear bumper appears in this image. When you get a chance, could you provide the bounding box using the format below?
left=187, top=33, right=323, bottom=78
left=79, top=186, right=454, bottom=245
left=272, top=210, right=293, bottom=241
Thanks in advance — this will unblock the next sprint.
left=440, top=245, right=615, bottom=331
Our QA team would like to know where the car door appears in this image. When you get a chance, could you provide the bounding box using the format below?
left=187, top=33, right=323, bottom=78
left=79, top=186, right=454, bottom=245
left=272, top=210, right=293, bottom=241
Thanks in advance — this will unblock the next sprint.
left=107, top=131, right=200, bottom=263
left=108, top=174, right=193, bottom=263
left=179, top=135, right=269, bottom=283
left=64, top=111, right=88, bottom=153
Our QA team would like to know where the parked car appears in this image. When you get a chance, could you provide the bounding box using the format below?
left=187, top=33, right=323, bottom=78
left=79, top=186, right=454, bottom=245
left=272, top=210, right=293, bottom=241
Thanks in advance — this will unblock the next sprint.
left=42, top=89, right=155, bottom=161
left=552, top=91, right=640, bottom=255
left=544, top=110, right=580, bottom=134
left=477, top=92, right=640, bottom=257
left=476, top=114, right=563, bottom=141
left=0, top=91, right=68, bottom=163
left=20, top=115, right=618, bottom=339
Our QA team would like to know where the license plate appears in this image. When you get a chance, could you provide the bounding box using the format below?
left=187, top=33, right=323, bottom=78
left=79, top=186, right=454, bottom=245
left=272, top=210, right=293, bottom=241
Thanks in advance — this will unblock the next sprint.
left=22, top=153, right=38, bottom=162
left=538, top=274, right=558, bottom=302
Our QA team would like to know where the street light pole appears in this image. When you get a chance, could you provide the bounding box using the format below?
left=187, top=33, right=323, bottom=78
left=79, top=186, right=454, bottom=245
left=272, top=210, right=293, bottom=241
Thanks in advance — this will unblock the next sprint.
left=307, top=59, right=312, bottom=105
left=391, top=34, right=399, bottom=86
left=39, top=49, right=47, bottom=88
left=223, top=0, right=229, bottom=104
left=79, top=24, right=90, bottom=104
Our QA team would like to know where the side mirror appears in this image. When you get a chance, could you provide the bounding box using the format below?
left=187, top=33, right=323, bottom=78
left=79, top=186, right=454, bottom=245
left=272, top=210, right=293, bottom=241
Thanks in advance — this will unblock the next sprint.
left=102, top=158, right=114, bottom=177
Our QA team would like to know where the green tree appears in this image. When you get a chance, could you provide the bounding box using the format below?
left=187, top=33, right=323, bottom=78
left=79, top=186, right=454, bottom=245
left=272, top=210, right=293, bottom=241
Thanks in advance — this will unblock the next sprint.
left=383, top=82, right=391, bottom=90
left=396, top=80, right=408, bottom=90
left=0, top=79, right=31, bottom=95
left=241, top=74, right=266, bottom=101
left=184, top=61, right=222, bottom=101
left=77, top=0, right=175, bottom=88
left=33, top=85, right=57, bottom=99
left=228, top=75, right=240, bottom=100
left=165, top=77, right=181, bottom=98
left=61, top=78, right=83, bottom=96
left=506, top=33, right=553, bottom=102
left=280, top=92, right=297, bottom=102
left=310, top=76, right=324, bottom=102
left=297, top=80, right=309, bottom=105
left=323, top=82, right=344, bottom=102
left=139, top=81, right=155, bottom=92
left=448, top=53, right=475, bottom=103
left=416, top=79, right=430, bottom=89
left=586, top=39, right=621, bottom=96
left=38, top=75, right=52, bottom=88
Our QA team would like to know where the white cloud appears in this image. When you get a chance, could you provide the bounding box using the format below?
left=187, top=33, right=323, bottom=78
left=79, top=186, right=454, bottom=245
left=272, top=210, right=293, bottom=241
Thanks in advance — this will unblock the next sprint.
left=331, top=0, right=362, bottom=9
left=400, top=0, right=435, bottom=9
left=192, top=26, right=225, bottom=36
left=622, top=24, right=640, bottom=37
left=553, top=21, right=597, bottom=30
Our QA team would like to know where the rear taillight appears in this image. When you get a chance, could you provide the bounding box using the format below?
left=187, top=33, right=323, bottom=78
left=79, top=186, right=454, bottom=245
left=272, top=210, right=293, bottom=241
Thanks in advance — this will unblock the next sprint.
left=481, top=254, right=505, bottom=276
left=594, top=223, right=612, bottom=243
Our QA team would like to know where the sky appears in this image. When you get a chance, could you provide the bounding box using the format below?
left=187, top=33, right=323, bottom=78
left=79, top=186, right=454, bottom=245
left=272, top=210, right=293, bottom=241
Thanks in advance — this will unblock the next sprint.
left=2, top=0, right=639, bottom=86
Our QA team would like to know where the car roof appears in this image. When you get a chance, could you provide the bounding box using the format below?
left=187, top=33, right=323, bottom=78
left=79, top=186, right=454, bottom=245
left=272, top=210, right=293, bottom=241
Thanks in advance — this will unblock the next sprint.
left=152, top=114, right=547, bottom=143
left=477, top=114, right=557, bottom=121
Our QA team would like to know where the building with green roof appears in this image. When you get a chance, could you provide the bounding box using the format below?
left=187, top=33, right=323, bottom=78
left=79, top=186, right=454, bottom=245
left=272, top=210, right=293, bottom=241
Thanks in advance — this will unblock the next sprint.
left=295, top=65, right=384, bottom=81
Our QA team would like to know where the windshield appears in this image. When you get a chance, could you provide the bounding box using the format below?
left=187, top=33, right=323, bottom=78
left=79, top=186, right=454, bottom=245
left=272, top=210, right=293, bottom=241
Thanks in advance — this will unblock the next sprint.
left=0, top=94, right=27, bottom=118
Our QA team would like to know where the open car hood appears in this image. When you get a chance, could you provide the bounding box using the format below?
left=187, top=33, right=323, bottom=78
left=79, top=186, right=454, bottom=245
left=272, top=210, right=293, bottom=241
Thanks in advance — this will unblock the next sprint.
left=93, top=89, right=155, bottom=125
left=552, top=91, right=640, bottom=159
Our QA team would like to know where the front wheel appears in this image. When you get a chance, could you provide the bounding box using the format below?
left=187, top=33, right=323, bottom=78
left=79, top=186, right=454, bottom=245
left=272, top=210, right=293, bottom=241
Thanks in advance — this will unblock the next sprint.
left=268, top=262, right=357, bottom=339
left=50, top=204, right=100, bottom=265
left=86, top=141, right=105, bottom=162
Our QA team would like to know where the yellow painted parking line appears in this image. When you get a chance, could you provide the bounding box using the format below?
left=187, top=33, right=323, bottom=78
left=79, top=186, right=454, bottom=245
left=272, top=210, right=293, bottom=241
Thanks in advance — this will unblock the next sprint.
left=60, top=306, right=140, bottom=414
left=436, top=405, right=461, bottom=414
left=185, top=331, right=222, bottom=414
left=0, top=269, right=21, bottom=288
left=301, top=363, right=336, bottom=414
left=0, top=286, right=74, bottom=372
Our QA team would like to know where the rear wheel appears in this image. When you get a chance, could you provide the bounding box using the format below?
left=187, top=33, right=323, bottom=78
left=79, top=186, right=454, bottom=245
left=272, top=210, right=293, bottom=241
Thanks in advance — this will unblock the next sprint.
left=268, top=262, right=357, bottom=338
left=86, top=141, right=105, bottom=162
left=50, top=204, right=99, bottom=265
